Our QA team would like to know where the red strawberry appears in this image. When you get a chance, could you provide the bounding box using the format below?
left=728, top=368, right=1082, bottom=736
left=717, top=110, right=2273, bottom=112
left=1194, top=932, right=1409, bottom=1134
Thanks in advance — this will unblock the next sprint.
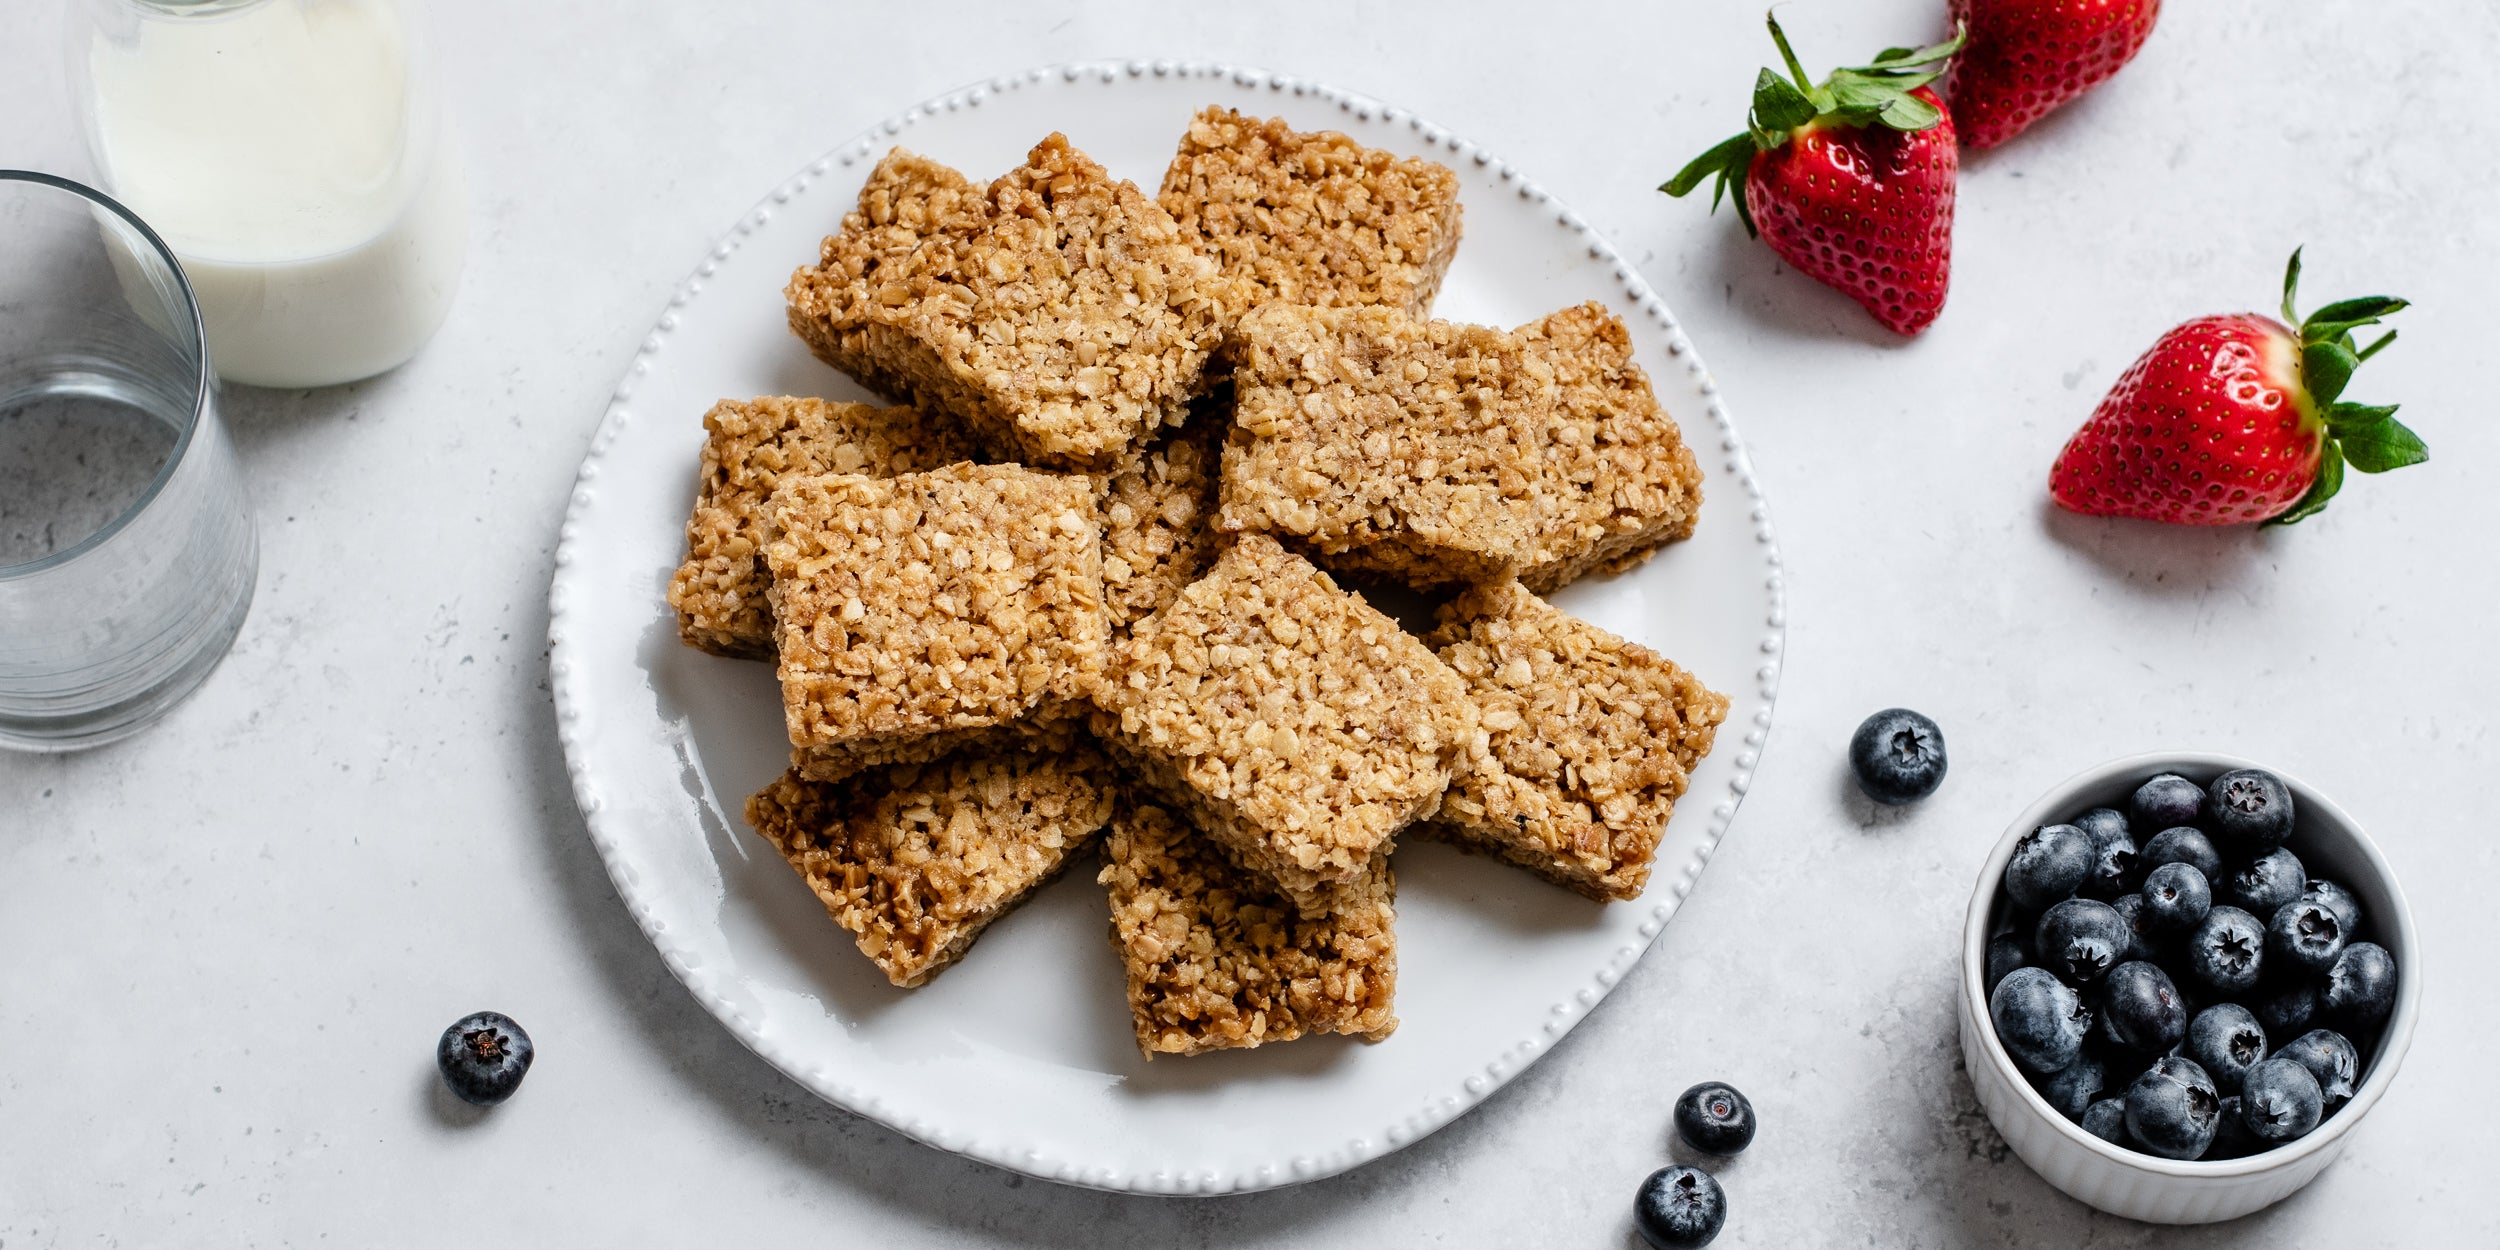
left=1948, top=0, right=2161, bottom=151
left=1664, top=14, right=1964, bottom=335
left=2050, top=250, right=2424, bottom=525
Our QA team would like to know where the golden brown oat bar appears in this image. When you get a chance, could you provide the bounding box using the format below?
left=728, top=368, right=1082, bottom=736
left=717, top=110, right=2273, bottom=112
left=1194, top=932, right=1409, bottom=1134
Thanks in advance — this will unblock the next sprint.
left=665, top=396, right=983, bottom=659
left=1512, top=303, right=1705, bottom=592
left=1096, top=411, right=1227, bottom=634
left=1092, top=535, right=1474, bottom=911
left=1099, top=799, right=1397, bottom=1056
left=1219, top=303, right=1559, bottom=587
left=745, top=747, right=1115, bottom=988
left=1421, top=581, right=1728, bottom=902
left=765, top=464, right=1111, bottom=763
left=1157, top=106, right=1463, bottom=321
left=787, top=135, right=1232, bottom=471
left=783, top=150, right=986, bottom=385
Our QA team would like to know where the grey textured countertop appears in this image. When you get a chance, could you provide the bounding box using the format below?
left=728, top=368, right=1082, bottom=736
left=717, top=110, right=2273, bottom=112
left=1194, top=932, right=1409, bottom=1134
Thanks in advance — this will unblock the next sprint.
left=4, top=1, right=2493, bottom=1244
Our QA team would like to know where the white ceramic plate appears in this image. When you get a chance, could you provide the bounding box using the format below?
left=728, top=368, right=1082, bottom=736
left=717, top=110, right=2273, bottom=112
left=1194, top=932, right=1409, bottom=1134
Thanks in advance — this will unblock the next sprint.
left=548, top=60, right=1783, bottom=1196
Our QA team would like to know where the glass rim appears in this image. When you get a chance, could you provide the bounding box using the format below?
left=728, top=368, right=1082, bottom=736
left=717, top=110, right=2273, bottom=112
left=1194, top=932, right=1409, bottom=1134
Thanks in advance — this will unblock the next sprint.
left=0, top=168, right=211, bottom=581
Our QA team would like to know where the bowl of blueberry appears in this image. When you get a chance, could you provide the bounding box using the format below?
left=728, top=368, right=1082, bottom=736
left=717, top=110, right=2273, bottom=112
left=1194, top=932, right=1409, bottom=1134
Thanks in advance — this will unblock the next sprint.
left=1958, top=753, right=2418, bottom=1225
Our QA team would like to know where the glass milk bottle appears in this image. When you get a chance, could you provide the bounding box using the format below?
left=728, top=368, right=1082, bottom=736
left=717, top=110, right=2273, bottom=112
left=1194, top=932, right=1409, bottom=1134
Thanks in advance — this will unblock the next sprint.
left=69, top=0, right=466, bottom=388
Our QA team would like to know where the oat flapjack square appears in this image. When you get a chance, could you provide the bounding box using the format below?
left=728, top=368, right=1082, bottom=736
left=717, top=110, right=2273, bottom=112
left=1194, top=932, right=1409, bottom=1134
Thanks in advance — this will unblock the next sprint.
left=1099, top=799, right=1396, bottom=1056
left=746, top=746, right=1115, bottom=987
left=766, top=464, right=1110, bottom=778
left=1158, top=106, right=1463, bottom=321
left=1512, top=303, right=1704, bottom=593
left=1421, top=581, right=1728, bottom=901
left=1220, top=303, right=1559, bottom=587
left=787, top=135, right=1233, bottom=471
left=1091, top=534, right=1474, bottom=911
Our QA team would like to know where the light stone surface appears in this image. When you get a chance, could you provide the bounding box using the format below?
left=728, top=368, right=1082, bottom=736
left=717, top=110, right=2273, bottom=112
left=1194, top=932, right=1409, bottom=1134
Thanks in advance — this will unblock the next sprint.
left=4, top=1, right=2496, bottom=1245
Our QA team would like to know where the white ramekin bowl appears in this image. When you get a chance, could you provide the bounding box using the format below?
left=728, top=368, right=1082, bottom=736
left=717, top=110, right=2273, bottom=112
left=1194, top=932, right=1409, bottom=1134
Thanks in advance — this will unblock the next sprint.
left=1957, top=752, right=2420, bottom=1224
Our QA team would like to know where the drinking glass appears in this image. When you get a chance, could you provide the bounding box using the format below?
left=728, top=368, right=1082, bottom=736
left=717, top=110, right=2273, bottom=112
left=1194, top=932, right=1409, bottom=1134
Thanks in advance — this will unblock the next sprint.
left=0, top=170, right=258, bottom=751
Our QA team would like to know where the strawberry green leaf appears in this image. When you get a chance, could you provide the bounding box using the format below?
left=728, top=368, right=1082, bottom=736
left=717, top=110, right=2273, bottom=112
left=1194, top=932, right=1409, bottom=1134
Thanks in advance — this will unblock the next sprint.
left=2325, top=401, right=2399, bottom=435
left=2302, top=340, right=2358, bottom=407
left=1853, top=27, right=1967, bottom=72
left=1753, top=69, right=1818, bottom=132
left=1662, top=134, right=1750, bottom=196
left=2281, top=247, right=2305, bottom=324
left=1878, top=92, right=1945, bottom=130
left=2306, top=296, right=2407, bottom=328
left=2338, top=415, right=2429, bottom=473
left=2269, top=441, right=2345, bottom=525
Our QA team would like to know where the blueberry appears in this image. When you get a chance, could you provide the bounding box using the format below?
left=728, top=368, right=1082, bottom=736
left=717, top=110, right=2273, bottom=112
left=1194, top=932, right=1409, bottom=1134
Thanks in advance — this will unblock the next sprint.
left=2139, top=862, right=2213, bottom=939
left=2185, top=906, right=2266, bottom=996
left=2267, top=899, right=2348, bottom=977
left=2205, top=1097, right=2263, bottom=1160
left=2098, top=961, right=2188, bottom=1053
left=436, top=1011, right=533, bottom=1106
left=2072, top=809, right=2139, bottom=900
left=2220, top=847, right=2305, bottom=918
left=1848, top=708, right=1947, bottom=805
left=1672, top=1082, right=1756, bottom=1156
left=2122, top=1056, right=2221, bottom=1160
left=2252, top=983, right=2318, bottom=1040
left=2005, top=824, right=2094, bottom=911
left=2207, top=768, right=2295, bottom=848
left=1991, top=966, right=2092, bottom=1076
left=2322, top=942, right=2398, bottom=1030
left=1984, top=931, right=2028, bottom=997
left=2275, top=1029, right=2361, bottom=1113
left=2033, top=1046, right=2110, bottom=1121
left=2131, top=773, right=2205, bottom=832
left=1633, top=1165, right=1726, bottom=1249
left=2184, top=1003, right=2268, bottom=1095
left=2238, top=1056, right=2324, bottom=1143
left=2081, top=1097, right=2129, bottom=1146
left=2140, top=827, right=2222, bottom=881
left=2301, top=879, right=2364, bottom=934
left=2106, top=893, right=2157, bottom=964
left=2034, top=898, right=2132, bottom=986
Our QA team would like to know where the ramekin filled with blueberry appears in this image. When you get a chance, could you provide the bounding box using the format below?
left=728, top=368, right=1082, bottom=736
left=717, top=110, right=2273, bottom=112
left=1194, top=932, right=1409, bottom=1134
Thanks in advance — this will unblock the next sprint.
left=1957, top=754, right=2419, bottom=1225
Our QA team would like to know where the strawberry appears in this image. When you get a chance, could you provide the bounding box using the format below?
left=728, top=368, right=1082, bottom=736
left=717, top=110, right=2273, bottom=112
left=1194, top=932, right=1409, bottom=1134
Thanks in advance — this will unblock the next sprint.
left=2049, top=249, right=2425, bottom=526
left=1947, top=0, right=2162, bottom=151
left=1663, top=14, right=1965, bottom=336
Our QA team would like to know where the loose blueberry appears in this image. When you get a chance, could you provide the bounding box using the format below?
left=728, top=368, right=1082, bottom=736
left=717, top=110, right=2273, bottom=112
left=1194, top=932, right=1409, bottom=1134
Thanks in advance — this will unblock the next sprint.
left=1672, top=1082, right=1756, bottom=1156
left=436, top=1011, right=534, bottom=1107
left=2220, top=847, right=2306, bottom=918
left=2033, top=1047, right=2109, bottom=1121
left=2252, top=983, right=2319, bottom=1040
left=2140, top=827, right=2222, bottom=882
left=1633, top=1165, right=1727, bottom=1249
left=2005, top=824, right=2094, bottom=911
left=1984, top=931, right=2028, bottom=998
left=2301, top=879, right=2364, bottom=934
left=2081, top=1097, right=2129, bottom=1146
left=2275, top=1029, right=2361, bottom=1113
left=2322, top=942, right=2398, bottom=1030
left=2205, top=1097, right=2263, bottom=1160
left=2184, top=1003, right=2268, bottom=1095
left=2238, top=1056, right=2324, bottom=1144
left=1991, top=966, right=2092, bottom=1076
left=2098, top=961, right=2188, bottom=1054
left=2139, top=862, right=2213, bottom=938
left=1848, top=708, right=1947, bottom=805
left=2106, top=893, right=2157, bottom=963
left=2185, top=906, right=2266, bottom=996
left=2123, top=1056, right=2221, bottom=1160
left=2071, top=808, right=2139, bottom=899
left=2034, top=898, right=2132, bottom=986
left=2131, top=773, right=2205, bottom=833
left=2207, top=768, right=2295, bottom=848
left=2267, top=899, right=2348, bottom=977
